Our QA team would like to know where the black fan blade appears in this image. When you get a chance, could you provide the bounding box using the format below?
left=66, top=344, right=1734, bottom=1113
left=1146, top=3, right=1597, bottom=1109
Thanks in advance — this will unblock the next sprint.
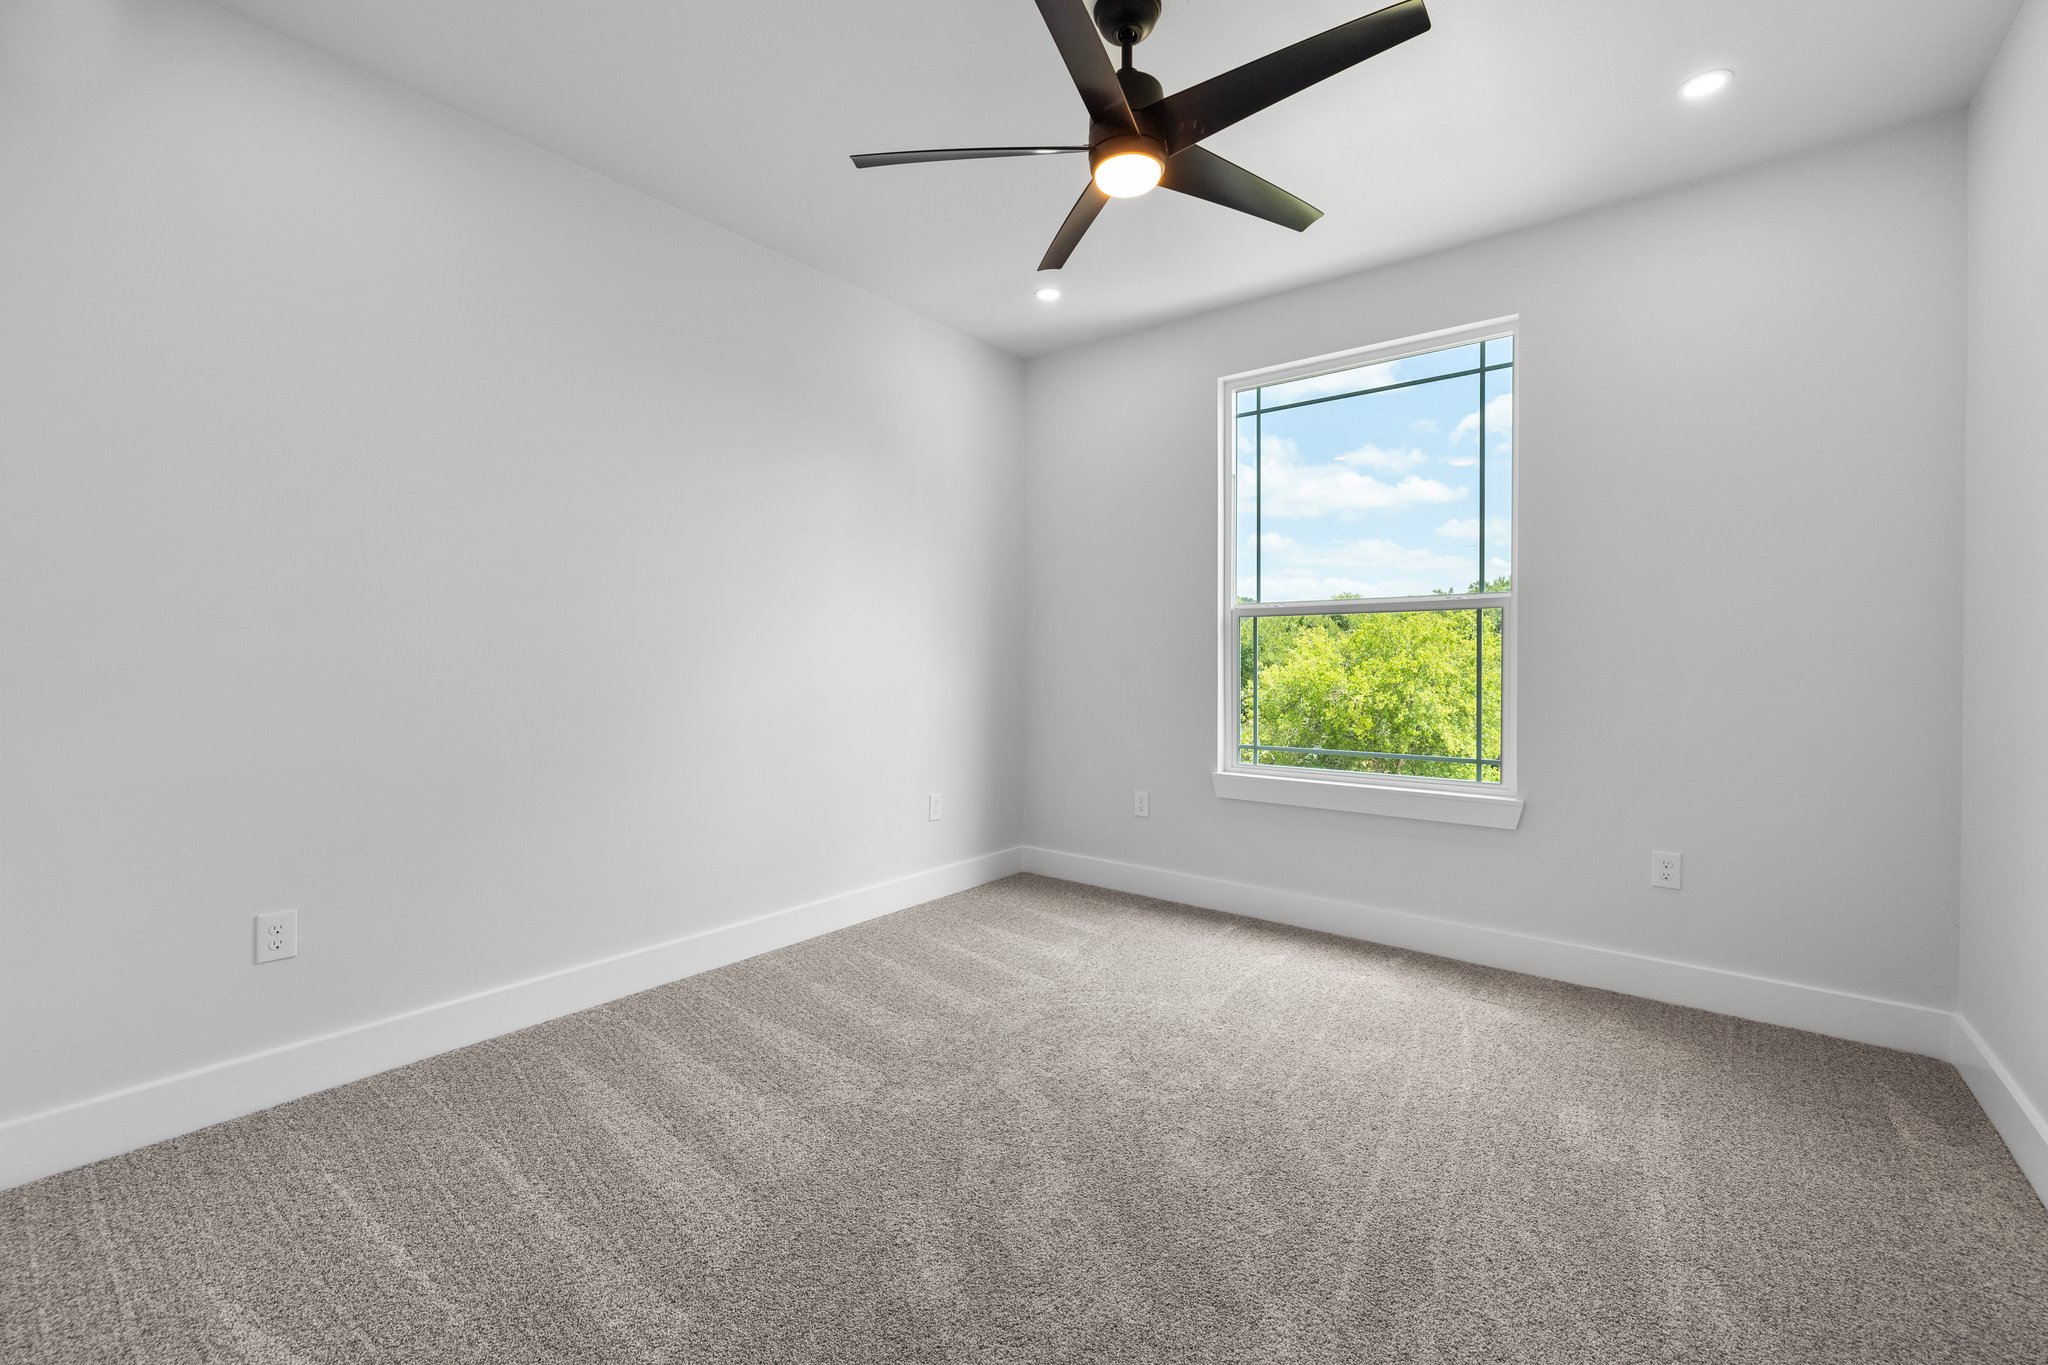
left=1160, top=147, right=1322, bottom=231
left=1033, top=0, right=1139, bottom=133
left=1039, top=182, right=1110, bottom=270
left=851, top=146, right=1088, bottom=169
left=1144, top=0, right=1431, bottom=153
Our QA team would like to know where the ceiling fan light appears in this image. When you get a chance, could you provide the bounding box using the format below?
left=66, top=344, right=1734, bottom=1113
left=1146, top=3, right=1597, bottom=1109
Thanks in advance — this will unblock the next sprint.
left=1094, top=150, right=1164, bottom=198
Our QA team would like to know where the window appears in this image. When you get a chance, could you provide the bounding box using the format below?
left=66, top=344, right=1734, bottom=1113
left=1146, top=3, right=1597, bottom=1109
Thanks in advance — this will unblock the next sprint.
left=1214, top=319, right=1522, bottom=828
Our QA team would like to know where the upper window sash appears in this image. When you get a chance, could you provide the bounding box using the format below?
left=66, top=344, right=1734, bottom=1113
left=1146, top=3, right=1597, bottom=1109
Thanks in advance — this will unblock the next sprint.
left=1228, top=318, right=1515, bottom=609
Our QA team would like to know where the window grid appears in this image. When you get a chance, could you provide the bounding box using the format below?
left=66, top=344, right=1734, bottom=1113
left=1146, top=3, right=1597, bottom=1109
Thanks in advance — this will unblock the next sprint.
left=1475, top=358, right=1487, bottom=772
left=1231, top=337, right=1513, bottom=786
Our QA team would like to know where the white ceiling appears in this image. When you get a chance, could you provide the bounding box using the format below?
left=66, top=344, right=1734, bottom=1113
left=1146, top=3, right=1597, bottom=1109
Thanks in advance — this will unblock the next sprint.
left=210, top=0, right=2019, bottom=356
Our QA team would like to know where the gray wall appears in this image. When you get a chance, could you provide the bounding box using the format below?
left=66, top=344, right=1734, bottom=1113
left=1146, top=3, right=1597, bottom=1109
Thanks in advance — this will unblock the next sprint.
left=0, top=0, right=1024, bottom=1124
left=2, top=0, right=2021, bottom=1181
left=1961, top=0, right=2048, bottom=1137
left=1021, top=116, right=1967, bottom=1012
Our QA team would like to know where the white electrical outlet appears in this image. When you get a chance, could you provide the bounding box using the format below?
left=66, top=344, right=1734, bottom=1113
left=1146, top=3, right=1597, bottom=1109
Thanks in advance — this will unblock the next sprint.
left=928, top=792, right=942, bottom=822
left=1133, top=790, right=1149, bottom=817
left=1651, top=851, right=1682, bottom=890
left=254, top=909, right=297, bottom=963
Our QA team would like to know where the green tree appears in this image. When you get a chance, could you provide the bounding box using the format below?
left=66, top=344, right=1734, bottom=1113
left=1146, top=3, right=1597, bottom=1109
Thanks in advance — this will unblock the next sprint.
left=1241, top=580, right=1506, bottom=782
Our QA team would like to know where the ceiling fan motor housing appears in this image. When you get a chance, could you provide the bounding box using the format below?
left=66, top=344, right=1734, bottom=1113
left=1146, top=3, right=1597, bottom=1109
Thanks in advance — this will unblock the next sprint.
left=1115, top=66, right=1165, bottom=108
left=1093, top=68, right=1165, bottom=151
left=1093, top=0, right=1163, bottom=46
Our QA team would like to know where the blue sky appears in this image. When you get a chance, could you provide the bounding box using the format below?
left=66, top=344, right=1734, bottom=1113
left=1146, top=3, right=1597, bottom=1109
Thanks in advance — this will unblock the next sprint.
left=1237, top=341, right=1513, bottom=602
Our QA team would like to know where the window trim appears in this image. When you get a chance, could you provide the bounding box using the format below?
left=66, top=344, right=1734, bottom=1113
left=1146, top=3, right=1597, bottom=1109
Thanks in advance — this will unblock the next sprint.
left=1214, top=316, right=1524, bottom=830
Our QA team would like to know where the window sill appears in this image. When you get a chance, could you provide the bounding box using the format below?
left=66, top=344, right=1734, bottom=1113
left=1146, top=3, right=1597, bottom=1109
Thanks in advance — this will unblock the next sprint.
left=1212, top=769, right=1524, bottom=829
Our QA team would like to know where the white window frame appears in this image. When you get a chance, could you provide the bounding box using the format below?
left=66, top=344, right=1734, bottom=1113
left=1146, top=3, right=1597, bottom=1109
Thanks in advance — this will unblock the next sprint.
left=1213, top=316, right=1524, bottom=830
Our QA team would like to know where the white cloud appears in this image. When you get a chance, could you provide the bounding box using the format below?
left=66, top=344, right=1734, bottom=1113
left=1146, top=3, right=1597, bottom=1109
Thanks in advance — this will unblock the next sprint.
left=1411, top=417, right=1443, bottom=436
left=1256, top=359, right=1404, bottom=408
left=1257, top=436, right=1465, bottom=520
left=1446, top=456, right=1478, bottom=468
left=1335, top=443, right=1429, bottom=475
left=1257, top=536, right=1478, bottom=601
left=1451, top=393, right=1513, bottom=444
left=1434, top=516, right=1511, bottom=544
left=1265, top=534, right=1459, bottom=570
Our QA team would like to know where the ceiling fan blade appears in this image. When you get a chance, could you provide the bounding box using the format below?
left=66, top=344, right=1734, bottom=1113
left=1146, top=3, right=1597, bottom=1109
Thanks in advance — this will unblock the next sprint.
left=1032, top=0, right=1139, bottom=133
left=1039, top=182, right=1110, bottom=270
left=851, top=146, right=1088, bottom=169
left=1144, top=0, right=1431, bottom=153
left=1160, top=147, right=1322, bottom=231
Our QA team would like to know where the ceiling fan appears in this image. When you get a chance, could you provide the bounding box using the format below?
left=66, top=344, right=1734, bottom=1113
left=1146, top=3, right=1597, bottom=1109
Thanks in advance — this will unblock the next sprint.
left=850, top=0, right=1432, bottom=270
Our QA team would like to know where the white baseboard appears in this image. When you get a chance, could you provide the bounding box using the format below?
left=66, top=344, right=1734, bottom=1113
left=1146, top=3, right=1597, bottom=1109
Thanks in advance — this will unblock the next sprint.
left=15, top=846, right=2016, bottom=1205
left=1950, top=1015, right=2048, bottom=1206
left=1020, top=846, right=1955, bottom=1060
left=0, top=847, right=1023, bottom=1191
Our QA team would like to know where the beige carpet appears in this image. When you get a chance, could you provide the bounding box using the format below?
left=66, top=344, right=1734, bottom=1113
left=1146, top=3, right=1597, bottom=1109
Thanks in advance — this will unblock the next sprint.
left=5, top=874, right=2046, bottom=1363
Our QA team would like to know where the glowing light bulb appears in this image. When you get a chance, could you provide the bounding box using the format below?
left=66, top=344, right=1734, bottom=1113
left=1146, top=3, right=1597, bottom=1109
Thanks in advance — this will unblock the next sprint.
left=1035, top=286, right=1062, bottom=302
left=1681, top=69, right=1733, bottom=100
left=1093, top=151, right=1164, bottom=198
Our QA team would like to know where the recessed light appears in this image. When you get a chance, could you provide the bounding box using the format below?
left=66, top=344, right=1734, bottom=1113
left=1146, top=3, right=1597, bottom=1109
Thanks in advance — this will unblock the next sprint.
left=1681, top=69, right=1733, bottom=100
left=1035, top=286, right=1062, bottom=303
